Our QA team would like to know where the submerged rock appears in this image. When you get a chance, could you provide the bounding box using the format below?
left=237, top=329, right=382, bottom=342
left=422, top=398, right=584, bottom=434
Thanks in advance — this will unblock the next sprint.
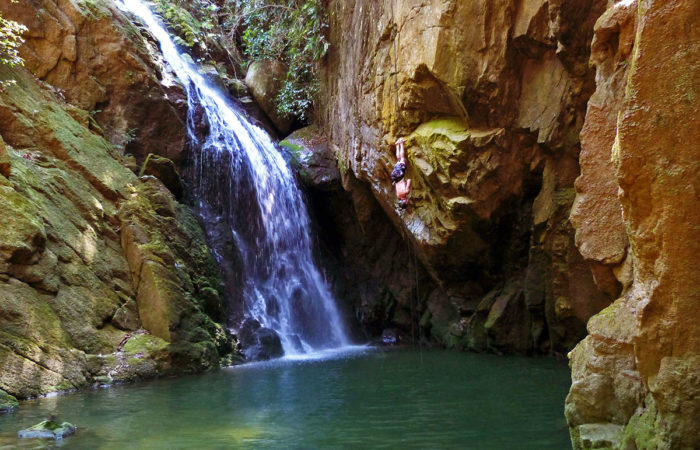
left=18, top=420, right=76, bottom=440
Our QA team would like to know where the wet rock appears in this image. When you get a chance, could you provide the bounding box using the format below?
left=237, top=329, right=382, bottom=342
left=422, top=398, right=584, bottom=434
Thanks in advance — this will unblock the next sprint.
left=0, top=390, right=18, bottom=414
left=245, top=60, right=292, bottom=134
left=381, top=328, right=401, bottom=345
left=139, top=154, right=184, bottom=199
left=286, top=334, right=305, bottom=353
left=17, top=420, right=76, bottom=440
left=281, top=125, right=340, bottom=190
left=238, top=319, right=284, bottom=361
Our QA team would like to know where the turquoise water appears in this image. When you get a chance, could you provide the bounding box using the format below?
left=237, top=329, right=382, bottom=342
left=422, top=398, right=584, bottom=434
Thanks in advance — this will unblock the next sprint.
left=0, top=348, right=572, bottom=449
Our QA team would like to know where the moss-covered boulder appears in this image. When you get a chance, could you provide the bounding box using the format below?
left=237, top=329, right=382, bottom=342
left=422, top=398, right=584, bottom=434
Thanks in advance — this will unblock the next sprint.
left=281, top=125, right=340, bottom=190
left=0, top=390, right=18, bottom=414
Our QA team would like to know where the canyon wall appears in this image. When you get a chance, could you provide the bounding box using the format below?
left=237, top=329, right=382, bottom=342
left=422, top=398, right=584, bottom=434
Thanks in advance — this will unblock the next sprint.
left=318, top=0, right=613, bottom=354
left=0, top=0, right=234, bottom=401
left=317, top=0, right=698, bottom=446
left=566, top=0, right=699, bottom=448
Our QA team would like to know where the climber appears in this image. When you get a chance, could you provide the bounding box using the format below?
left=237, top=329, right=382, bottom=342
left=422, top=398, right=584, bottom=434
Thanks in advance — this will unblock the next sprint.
left=391, top=137, right=411, bottom=209
left=391, top=137, right=407, bottom=184
left=396, top=177, right=411, bottom=209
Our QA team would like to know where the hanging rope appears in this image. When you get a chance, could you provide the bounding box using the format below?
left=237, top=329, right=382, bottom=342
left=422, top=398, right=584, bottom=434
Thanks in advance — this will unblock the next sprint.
left=390, top=0, right=422, bottom=360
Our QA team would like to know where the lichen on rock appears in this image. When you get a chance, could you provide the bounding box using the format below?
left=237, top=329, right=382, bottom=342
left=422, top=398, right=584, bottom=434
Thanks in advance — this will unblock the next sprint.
left=0, top=28, right=234, bottom=399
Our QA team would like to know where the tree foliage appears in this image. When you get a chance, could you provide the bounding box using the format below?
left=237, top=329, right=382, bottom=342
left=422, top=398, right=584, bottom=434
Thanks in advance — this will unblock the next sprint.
left=155, top=0, right=329, bottom=123
left=0, top=5, right=27, bottom=87
left=229, top=0, right=329, bottom=122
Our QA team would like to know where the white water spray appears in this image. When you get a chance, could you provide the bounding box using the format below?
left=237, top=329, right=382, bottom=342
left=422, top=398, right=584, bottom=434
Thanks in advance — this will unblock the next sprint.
left=117, top=0, right=349, bottom=355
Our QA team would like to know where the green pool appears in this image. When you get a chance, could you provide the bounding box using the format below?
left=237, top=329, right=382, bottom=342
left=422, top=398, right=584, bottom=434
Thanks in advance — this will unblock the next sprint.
left=0, top=348, right=572, bottom=449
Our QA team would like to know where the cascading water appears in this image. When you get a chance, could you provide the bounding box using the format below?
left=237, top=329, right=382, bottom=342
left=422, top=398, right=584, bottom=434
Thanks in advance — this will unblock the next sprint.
left=117, top=0, right=349, bottom=356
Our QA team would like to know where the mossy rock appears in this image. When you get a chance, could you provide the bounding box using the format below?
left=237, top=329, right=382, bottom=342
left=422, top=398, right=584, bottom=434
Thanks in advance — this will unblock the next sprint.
left=17, top=420, right=76, bottom=440
left=0, top=390, right=19, bottom=414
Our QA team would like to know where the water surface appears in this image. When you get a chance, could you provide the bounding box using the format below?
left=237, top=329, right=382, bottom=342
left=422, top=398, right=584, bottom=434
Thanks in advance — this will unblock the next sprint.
left=0, top=348, right=571, bottom=449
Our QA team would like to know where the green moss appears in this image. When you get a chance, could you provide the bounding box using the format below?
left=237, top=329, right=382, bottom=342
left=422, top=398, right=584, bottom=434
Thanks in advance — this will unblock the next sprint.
left=0, top=389, right=19, bottom=413
left=279, top=139, right=305, bottom=166
left=620, top=395, right=664, bottom=449
left=123, top=334, right=169, bottom=356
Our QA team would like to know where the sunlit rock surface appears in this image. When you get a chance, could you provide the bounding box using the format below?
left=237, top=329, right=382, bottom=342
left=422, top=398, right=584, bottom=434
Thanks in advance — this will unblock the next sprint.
left=566, top=1, right=700, bottom=448
left=319, top=0, right=611, bottom=353
left=0, top=0, right=187, bottom=163
left=0, top=0, right=235, bottom=399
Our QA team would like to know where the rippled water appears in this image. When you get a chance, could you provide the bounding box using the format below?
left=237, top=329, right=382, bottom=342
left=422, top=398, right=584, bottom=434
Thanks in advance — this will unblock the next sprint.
left=0, top=349, right=571, bottom=449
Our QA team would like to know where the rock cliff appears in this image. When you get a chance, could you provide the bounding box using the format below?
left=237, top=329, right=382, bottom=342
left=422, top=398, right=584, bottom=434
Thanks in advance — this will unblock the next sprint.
left=566, top=0, right=699, bottom=448
left=0, top=0, right=234, bottom=400
left=318, top=0, right=613, bottom=354
left=310, top=0, right=699, bottom=446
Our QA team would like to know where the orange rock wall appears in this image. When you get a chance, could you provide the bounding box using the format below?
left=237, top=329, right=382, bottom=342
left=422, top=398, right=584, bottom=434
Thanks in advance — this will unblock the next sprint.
left=566, top=0, right=699, bottom=447
left=319, top=0, right=612, bottom=353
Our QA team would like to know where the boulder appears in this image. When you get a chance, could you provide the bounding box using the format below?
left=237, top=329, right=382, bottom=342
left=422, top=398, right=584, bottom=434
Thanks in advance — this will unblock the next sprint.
left=238, top=318, right=284, bottom=362
left=18, top=420, right=76, bottom=440
left=0, top=390, right=18, bottom=414
left=281, top=125, right=340, bottom=190
left=139, top=154, right=184, bottom=199
left=244, top=60, right=292, bottom=134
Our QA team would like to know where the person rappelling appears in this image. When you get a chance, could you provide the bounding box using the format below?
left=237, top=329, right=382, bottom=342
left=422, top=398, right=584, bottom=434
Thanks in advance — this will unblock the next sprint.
left=392, top=137, right=411, bottom=209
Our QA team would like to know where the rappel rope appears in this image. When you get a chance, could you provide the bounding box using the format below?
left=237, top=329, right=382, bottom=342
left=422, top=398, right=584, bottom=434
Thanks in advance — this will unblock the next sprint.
left=391, top=0, right=421, bottom=357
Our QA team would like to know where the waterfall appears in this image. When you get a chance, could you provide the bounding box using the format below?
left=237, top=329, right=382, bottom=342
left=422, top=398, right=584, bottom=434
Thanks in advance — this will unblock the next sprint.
left=116, top=0, right=349, bottom=356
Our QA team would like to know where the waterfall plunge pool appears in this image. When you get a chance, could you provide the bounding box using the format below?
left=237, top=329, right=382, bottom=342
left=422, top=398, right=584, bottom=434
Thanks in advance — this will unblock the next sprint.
left=0, top=348, right=571, bottom=448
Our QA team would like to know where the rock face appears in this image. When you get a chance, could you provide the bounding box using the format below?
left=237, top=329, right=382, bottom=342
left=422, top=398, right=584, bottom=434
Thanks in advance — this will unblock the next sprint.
left=566, top=1, right=700, bottom=448
left=319, top=0, right=611, bottom=353
left=0, top=0, right=187, bottom=164
left=0, top=0, right=234, bottom=400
